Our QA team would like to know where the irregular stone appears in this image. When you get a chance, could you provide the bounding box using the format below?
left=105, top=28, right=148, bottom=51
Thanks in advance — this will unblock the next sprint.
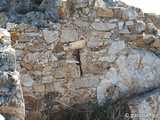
left=87, top=39, right=104, bottom=48
left=42, top=76, right=53, bottom=84
left=23, top=52, right=39, bottom=64
left=17, top=23, right=27, bottom=32
left=65, top=60, right=79, bottom=64
left=125, top=20, right=134, bottom=26
left=108, top=23, right=118, bottom=31
left=13, top=43, right=24, bottom=49
left=89, top=0, right=94, bottom=6
left=122, top=6, right=137, bottom=20
left=152, top=38, right=160, bottom=48
left=43, top=29, right=59, bottom=44
left=136, top=35, right=155, bottom=45
left=128, top=88, right=160, bottom=120
left=108, top=41, right=126, bottom=54
left=97, top=8, right=113, bottom=18
left=118, top=21, right=124, bottom=29
left=61, top=28, right=78, bottom=43
left=89, top=64, right=103, bottom=74
left=116, top=0, right=128, bottom=7
left=52, top=43, right=63, bottom=53
left=113, top=7, right=122, bottom=18
left=25, top=32, right=40, bottom=37
left=53, top=64, right=80, bottom=79
left=21, top=74, right=34, bottom=87
left=146, top=23, right=157, bottom=35
left=119, top=27, right=130, bottom=34
left=75, top=76, right=100, bottom=88
left=51, top=55, right=58, bottom=62
left=33, top=85, right=45, bottom=92
left=6, top=23, right=16, bottom=31
left=94, top=0, right=106, bottom=8
left=15, top=50, right=23, bottom=61
left=130, top=21, right=146, bottom=34
left=91, top=22, right=117, bottom=31
left=73, top=20, right=90, bottom=27
left=91, top=31, right=112, bottom=38
left=98, top=55, right=116, bottom=62
left=69, top=40, right=86, bottom=50
left=0, top=28, right=11, bottom=46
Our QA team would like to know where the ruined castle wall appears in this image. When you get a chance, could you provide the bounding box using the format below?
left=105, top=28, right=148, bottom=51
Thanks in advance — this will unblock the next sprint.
left=2, top=0, right=160, bottom=119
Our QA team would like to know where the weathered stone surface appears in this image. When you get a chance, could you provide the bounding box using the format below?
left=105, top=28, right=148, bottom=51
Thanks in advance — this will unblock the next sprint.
left=136, top=35, right=155, bottom=45
left=6, top=23, right=16, bottom=31
left=0, top=28, right=25, bottom=120
left=98, top=54, right=116, bottom=62
left=52, top=43, right=63, bottom=53
left=23, top=52, right=39, bottom=64
left=53, top=63, right=80, bottom=79
left=118, top=21, right=124, bottom=29
left=122, top=6, right=137, bottom=20
left=87, top=39, right=104, bottom=48
left=61, top=28, right=78, bottom=43
left=128, top=88, right=160, bottom=120
left=113, top=7, right=122, bottom=18
left=42, top=76, right=53, bottom=84
left=97, top=8, right=113, bottom=18
left=0, top=47, right=16, bottom=71
left=2, top=0, right=160, bottom=119
left=21, top=74, right=34, bottom=87
left=130, top=21, right=146, bottom=34
left=73, top=20, right=90, bottom=28
left=94, top=0, right=106, bottom=8
left=125, top=20, right=134, bottom=26
left=146, top=23, right=157, bottom=35
left=91, top=22, right=117, bottom=31
left=97, top=49, right=160, bottom=105
left=33, top=85, right=45, bottom=92
left=69, top=40, right=86, bottom=50
left=108, top=41, right=126, bottom=54
left=75, top=76, right=100, bottom=88
left=43, top=29, right=59, bottom=44
left=152, top=38, right=160, bottom=48
left=119, top=27, right=130, bottom=34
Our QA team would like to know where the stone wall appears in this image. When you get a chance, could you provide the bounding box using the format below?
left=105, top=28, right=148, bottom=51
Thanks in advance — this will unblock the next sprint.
left=1, top=0, right=160, bottom=119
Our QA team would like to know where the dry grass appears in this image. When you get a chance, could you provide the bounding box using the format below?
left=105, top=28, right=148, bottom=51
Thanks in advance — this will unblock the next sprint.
left=39, top=98, right=131, bottom=120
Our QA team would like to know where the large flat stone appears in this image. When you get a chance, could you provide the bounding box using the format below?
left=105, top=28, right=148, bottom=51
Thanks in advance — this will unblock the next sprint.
left=61, top=28, right=78, bottom=43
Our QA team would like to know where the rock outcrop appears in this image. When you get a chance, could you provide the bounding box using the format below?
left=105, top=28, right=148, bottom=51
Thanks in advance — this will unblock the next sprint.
left=0, top=0, right=160, bottom=120
left=128, top=89, right=160, bottom=120
left=0, top=28, right=25, bottom=119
